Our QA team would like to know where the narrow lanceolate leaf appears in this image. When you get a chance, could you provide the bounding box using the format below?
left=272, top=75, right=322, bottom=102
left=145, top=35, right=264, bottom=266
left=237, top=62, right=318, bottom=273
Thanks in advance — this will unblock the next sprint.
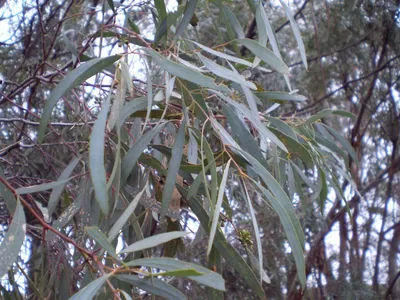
left=160, top=122, right=185, bottom=219
left=0, top=167, right=16, bottom=212
left=185, top=192, right=264, bottom=298
left=89, top=97, right=111, bottom=215
left=143, top=49, right=227, bottom=92
left=197, top=53, right=256, bottom=90
left=237, top=39, right=289, bottom=74
left=126, top=257, right=225, bottom=291
left=246, top=247, right=271, bottom=284
left=304, top=109, right=356, bottom=125
left=189, top=40, right=260, bottom=69
left=154, top=6, right=185, bottom=43
left=121, top=122, right=166, bottom=185
left=221, top=4, right=245, bottom=39
left=69, top=274, right=111, bottom=300
left=108, top=186, right=145, bottom=242
left=279, top=0, right=308, bottom=69
left=119, top=96, right=147, bottom=127
left=85, top=226, right=119, bottom=260
left=254, top=182, right=306, bottom=288
left=48, top=156, right=80, bottom=215
left=120, top=231, right=188, bottom=253
left=143, top=67, right=153, bottom=132
left=117, top=275, right=187, bottom=300
left=0, top=199, right=26, bottom=278
left=242, top=180, right=264, bottom=284
left=16, top=178, right=72, bottom=195
left=255, top=91, right=307, bottom=102
left=108, top=67, right=126, bottom=131
left=207, top=159, right=231, bottom=256
left=319, top=124, right=359, bottom=167
left=153, top=269, right=204, bottom=277
left=38, top=55, right=121, bottom=143
left=174, top=0, right=198, bottom=40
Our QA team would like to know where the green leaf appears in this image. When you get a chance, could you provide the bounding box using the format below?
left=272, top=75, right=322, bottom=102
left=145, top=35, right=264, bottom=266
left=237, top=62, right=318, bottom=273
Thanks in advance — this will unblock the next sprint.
left=232, top=147, right=306, bottom=287
left=237, top=38, right=289, bottom=74
left=196, top=53, right=256, bottom=90
left=174, top=0, right=198, bottom=40
left=48, top=156, right=80, bottom=215
left=154, top=0, right=167, bottom=23
left=255, top=91, right=307, bottom=102
left=16, top=178, right=72, bottom=195
left=0, top=199, right=26, bottom=278
left=121, top=122, right=166, bottom=185
left=89, top=96, right=111, bottom=215
left=143, top=48, right=227, bottom=92
left=85, top=226, right=119, bottom=260
left=154, top=6, right=185, bottom=43
left=265, top=116, right=297, bottom=140
left=242, top=180, right=264, bottom=284
left=120, top=231, right=188, bottom=253
left=38, top=55, right=121, bottom=143
left=216, top=92, right=288, bottom=152
left=161, top=122, right=185, bottom=219
left=304, top=109, right=356, bottom=125
left=207, top=159, right=231, bottom=256
left=119, top=96, right=147, bottom=127
left=0, top=167, right=16, bottom=213
left=189, top=40, right=259, bottom=71
left=268, top=127, right=313, bottom=168
left=116, top=275, right=186, bottom=300
left=69, top=274, right=111, bottom=300
left=152, top=268, right=204, bottom=277
left=221, top=4, right=245, bottom=39
left=127, top=17, right=140, bottom=34
left=108, top=186, right=145, bottom=242
left=321, top=124, right=359, bottom=167
left=253, top=182, right=306, bottom=288
left=126, top=257, right=225, bottom=291
left=279, top=0, right=308, bottom=69
left=184, top=191, right=265, bottom=298
left=222, top=103, right=266, bottom=165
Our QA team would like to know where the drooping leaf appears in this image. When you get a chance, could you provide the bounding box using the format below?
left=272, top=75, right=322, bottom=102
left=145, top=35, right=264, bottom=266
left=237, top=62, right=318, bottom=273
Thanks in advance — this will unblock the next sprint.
left=154, top=6, right=185, bottom=43
left=221, top=4, right=245, bottom=39
left=151, top=268, right=204, bottom=277
left=38, top=55, right=121, bottom=143
left=85, top=226, right=119, bottom=260
left=279, top=0, right=308, bottom=69
left=0, top=199, right=26, bottom=278
left=183, top=189, right=265, bottom=298
left=255, top=91, right=307, bottom=102
left=108, top=186, right=145, bottom=242
left=174, top=0, right=198, bottom=40
left=161, top=122, right=186, bottom=219
left=69, top=274, right=111, bottom=300
left=207, top=159, right=231, bottom=256
left=116, top=275, right=186, bottom=300
left=120, top=231, right=188, bottom=253
left=48, top=156, right=80, bottom=215
left=143, top=48, right=227, bottom=92
left=0, top=167, right=16, bottom=212
left=126, top=257, right=225, bottom=291
left=242, top=180, right=264, bottom=284
left=16, top=178, right=72, bottom=195
left=121, top=122, right=166, bottom=185
left=238, top=38, right=289, bottom=74
left=196, top=53, right=256, bottom=90
left=89, top=96, right=111, bottom=215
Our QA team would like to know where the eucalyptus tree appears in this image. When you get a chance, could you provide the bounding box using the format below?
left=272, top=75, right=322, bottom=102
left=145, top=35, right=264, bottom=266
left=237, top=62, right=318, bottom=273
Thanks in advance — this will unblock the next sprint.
left=0, top=0, right=361, bottom=299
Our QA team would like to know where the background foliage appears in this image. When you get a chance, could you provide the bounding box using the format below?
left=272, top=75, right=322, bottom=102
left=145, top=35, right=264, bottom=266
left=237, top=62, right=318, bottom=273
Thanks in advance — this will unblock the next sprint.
left=0, top=0, right=399, bottom=299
